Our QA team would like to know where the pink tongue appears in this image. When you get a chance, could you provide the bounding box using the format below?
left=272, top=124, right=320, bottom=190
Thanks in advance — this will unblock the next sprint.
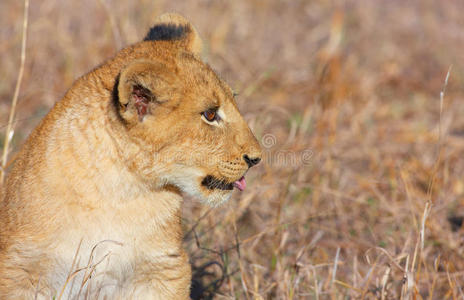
left=233, top=176, right=246, bottom=191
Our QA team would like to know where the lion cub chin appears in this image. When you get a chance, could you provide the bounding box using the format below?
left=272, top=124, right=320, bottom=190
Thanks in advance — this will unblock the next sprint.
left=0, top=13, right=261, bottom=299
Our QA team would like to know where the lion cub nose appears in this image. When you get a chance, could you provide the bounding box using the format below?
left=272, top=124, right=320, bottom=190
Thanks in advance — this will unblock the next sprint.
left=243, top=154, right=261, bottom=168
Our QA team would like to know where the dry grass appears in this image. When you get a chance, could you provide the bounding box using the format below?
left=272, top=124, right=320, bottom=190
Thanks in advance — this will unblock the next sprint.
left=0, top=0, right=28, bottom=183
left=2, top=0, right=464, bottom=299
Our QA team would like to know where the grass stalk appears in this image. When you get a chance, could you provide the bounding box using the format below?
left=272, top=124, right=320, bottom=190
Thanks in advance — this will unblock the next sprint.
left=0, top=0, right=29, bottom=184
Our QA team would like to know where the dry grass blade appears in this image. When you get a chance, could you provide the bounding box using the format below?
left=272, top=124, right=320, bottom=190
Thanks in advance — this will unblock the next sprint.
left=380, top=266, right=391, bottom=300
left=331, top=247, right=340, bottom=290
left=0, top=0, right=29, bottom=184
left=57, top=240, right=122, bottom=299
left=57, top=239, right=83, bottom=300
left=97, top=0, right=123, bottom=49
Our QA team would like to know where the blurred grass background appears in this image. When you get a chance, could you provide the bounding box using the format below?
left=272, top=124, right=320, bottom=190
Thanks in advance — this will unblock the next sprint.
left=2, top=0, right=464, bottom=299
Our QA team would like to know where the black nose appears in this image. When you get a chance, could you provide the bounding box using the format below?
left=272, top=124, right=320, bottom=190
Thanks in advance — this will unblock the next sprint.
left=243, top=154, right=261, bottom=168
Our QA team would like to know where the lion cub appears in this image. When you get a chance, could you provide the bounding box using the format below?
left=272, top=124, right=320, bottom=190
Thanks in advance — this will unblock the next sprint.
left=0, top=13, right=261, bottom=299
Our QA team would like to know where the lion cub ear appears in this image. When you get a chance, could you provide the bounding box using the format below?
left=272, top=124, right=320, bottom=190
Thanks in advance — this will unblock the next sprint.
left=144, top=13, right=203, bottom=56
left=117, top=60, right=167, bottom=123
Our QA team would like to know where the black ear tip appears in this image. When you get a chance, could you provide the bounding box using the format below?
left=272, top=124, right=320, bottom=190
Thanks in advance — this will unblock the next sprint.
left=145, top=13, right=203, bottom=55
left=144, top=24, right=190, bottom=42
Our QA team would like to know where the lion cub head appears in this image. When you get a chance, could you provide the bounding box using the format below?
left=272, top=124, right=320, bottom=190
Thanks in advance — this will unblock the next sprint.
left=113, top=14, right=261, bottom=206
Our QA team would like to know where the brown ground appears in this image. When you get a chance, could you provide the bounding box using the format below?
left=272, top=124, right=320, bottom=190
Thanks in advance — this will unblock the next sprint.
left=1, top=0, right=464, bottom=299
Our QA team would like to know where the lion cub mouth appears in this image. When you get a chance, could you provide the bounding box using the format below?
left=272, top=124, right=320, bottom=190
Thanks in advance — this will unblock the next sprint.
left=201, top=175, right=247, bottom=192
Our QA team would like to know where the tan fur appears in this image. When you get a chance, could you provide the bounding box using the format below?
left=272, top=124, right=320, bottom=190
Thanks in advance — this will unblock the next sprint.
left=0, top=13, right=261, bottom=299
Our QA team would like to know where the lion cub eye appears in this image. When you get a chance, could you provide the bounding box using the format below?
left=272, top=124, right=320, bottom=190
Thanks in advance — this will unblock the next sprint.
left=202, top=108, right=221, bottom=123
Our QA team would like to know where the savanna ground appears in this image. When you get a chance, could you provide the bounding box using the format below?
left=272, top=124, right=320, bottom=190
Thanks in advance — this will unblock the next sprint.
left=1, top=0, right=464, bottom=299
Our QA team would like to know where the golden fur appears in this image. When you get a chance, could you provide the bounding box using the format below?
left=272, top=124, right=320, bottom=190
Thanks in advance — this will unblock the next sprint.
left=0, top=13, right=261, bottom=299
